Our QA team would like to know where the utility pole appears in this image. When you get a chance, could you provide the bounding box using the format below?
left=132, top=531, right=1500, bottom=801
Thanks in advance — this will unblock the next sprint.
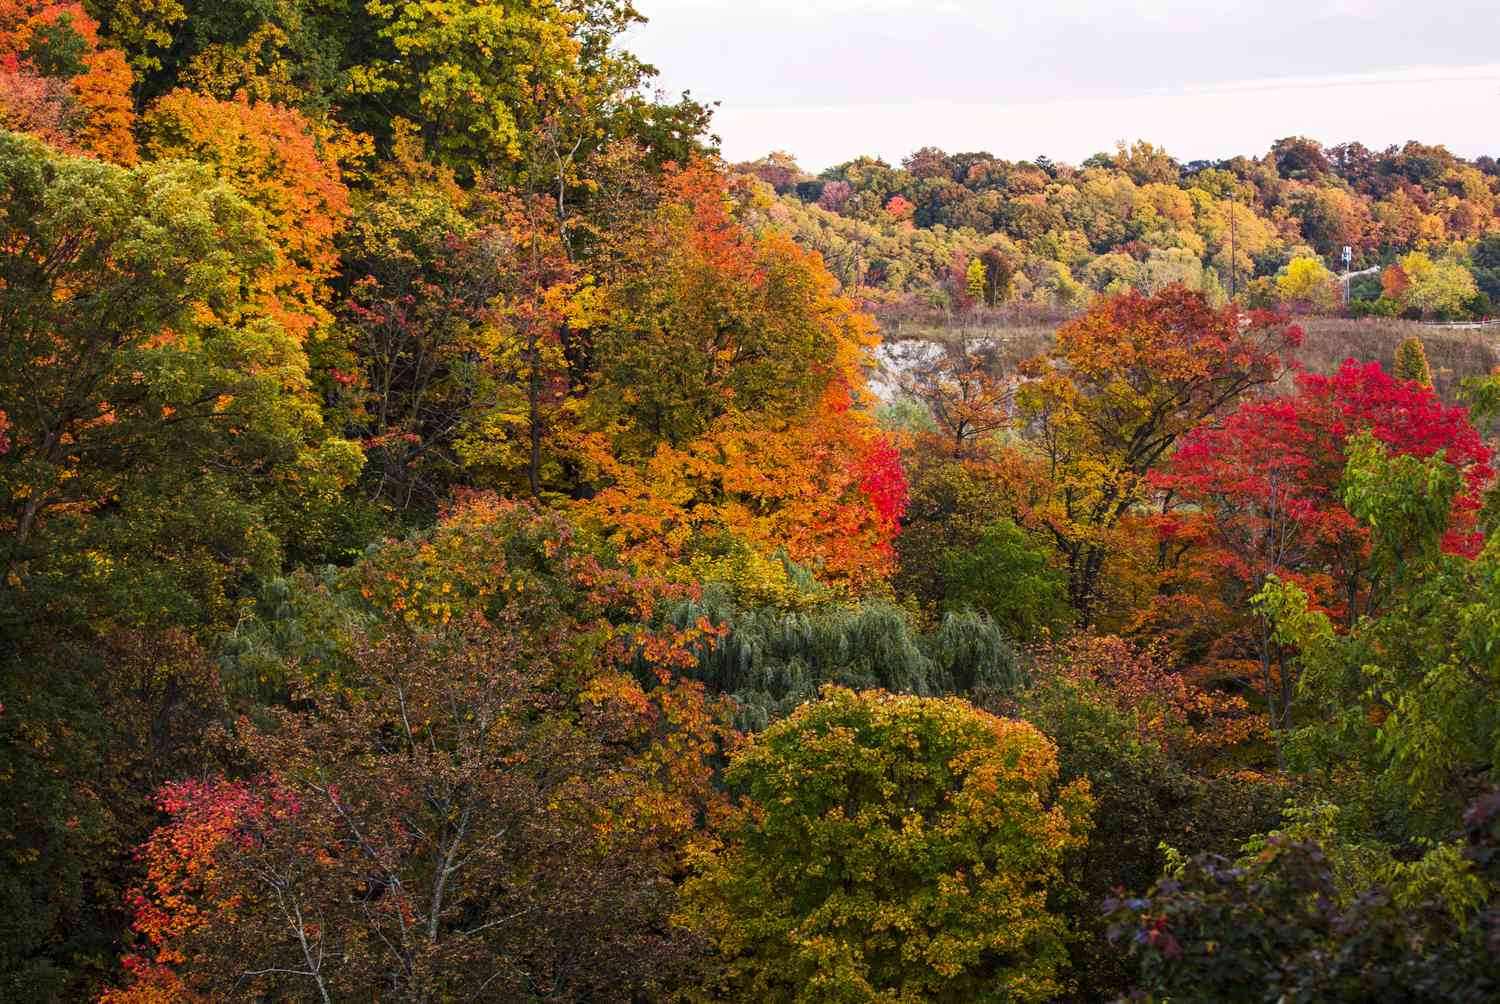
left=1228, top=193, right=1238, bottom=299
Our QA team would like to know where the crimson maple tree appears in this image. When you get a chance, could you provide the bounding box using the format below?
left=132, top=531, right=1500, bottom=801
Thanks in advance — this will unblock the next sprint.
left=1156, top=358, right=1493, bottom=739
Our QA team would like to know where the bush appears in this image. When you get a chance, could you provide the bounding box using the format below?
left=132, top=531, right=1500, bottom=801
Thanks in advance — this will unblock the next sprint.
left=1103, top=789, right=1500, bottom=1004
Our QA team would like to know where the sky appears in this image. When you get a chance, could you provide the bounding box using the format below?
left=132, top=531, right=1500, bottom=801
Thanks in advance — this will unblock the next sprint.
left=626, top=0, right=1500, bottom=171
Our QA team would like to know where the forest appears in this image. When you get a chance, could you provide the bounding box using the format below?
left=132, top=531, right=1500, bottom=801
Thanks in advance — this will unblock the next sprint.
left=1, top=1, right=1499, bottom=1002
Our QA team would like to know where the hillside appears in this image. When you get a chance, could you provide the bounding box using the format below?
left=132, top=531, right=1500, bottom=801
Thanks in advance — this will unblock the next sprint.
left=737, top=140, right=1500, bottom=322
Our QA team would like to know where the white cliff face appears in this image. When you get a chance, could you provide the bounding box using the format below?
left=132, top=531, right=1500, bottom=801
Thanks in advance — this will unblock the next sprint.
left=867, top=337, right=946, bottom=401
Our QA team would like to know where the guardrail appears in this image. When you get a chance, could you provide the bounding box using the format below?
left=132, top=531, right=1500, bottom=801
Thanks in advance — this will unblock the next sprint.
left=1418, top=319, right=1500, bottom=330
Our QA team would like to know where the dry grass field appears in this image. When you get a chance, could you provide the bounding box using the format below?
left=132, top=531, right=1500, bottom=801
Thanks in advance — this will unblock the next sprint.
left=1289, top=317, right=1500, bottom=399
left=878, top=312, right=1500, bottom=404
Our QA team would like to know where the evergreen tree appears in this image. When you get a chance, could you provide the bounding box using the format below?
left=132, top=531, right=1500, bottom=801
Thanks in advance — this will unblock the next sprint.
left=1394, top=334, right=1434, bottom=387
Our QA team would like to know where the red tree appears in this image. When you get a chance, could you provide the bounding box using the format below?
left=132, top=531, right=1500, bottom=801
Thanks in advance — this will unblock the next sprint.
left=1157, top=358, right=1493, bottom=741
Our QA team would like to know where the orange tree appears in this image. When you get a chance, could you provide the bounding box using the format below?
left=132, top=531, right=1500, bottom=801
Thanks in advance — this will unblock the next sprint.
left=575, top=163, right=904, bottom=591
left=144, top=90, right=350, bottom=345
left=679, top=687, right=1092, bottom=1004
left=0, top=0, right=137, bottom=163
left=1015, top=286, right=1300, bottom=623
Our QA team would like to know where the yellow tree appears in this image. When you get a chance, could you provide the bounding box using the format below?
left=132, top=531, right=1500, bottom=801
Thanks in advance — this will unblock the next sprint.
left=1276, top=256, right=1339, bottom=311
left=680, top=687, right=1091, bottom=1003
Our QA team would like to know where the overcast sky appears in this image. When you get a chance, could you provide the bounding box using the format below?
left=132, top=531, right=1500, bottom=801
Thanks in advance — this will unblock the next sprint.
left=627, top=0, right=1500, bottom=170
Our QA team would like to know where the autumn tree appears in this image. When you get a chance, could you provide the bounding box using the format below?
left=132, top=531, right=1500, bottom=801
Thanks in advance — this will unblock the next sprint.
left=1260, top=435, right=1500, bottom=838
left=1388, top=251, right=1479, bottom=318
left=0, top=1, right=137, bottom=162
left=1395, top=335, right=1434, bottom=386
left=1015, top=286, right=1300, bottom=621
left=0, top=130, right=357, bottom=624
left=680, top=687, right=1092, bottom=1003
left=577, top=163, right=904, bottom=590
left=1276, top=255, right=1339, bottom=311
left=346, top=0, right=646, bottom=179
left=0, top=130, right=356, bottom=996
left=144, top=90, right=350, bottom=344
left=889, top=327, right=1013, bottom=461
left=109, top=498, right=731, bottom=1002
left=112, top=623, right=715, bottom=1003
left=1010, top=633, right=1277, bottom=998
left=1158, top=361, right=1492, bottom=744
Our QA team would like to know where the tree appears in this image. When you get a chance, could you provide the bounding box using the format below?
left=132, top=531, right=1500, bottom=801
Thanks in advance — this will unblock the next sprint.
left=661, top=562, right=1021, bottom=731
left=1395, top=335, right=1434, bottom=386
left=965, top=254, right=987, bottom=305
left=940, top=518, right=1072, bottom=642
left=1275, top=256, right=1338, bottom=311
left=1157, top=362, right=1492, bottom=745
left=1393, top=251, right=1478, bottom=319
left=576, top=163, right=903, bottom=590
left=1104, top=790, right=1500, bottom=1003
left=680, top=687, right=1092, bottom=1003
left=345, top=0, right=649, bottom=179
left=1258, top=436, right=1500, bottom=838
left=0, top=130, right=356, bottom=624
left=111, top=623, right=716, bottom=1003
left=108, top=498, right=731, bottom=1002
left=1010, top=634, right=1280, bottom=999
left=586, top=162, right=870, bottom=454
left=0, top=1, right=138, bottom=163
left=889, top=328, right=1012, bottom=461
left=1015, top=286, right=1300, bottom=621
left=0, top=130, right=357, bottom=998
left=145, top=91, right=350, bottom=344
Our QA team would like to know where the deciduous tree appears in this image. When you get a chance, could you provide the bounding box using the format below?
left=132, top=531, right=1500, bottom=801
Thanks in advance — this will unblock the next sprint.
left=1015, top=286, right=1300, bottom=621
left=680, top=687, right=1092, bottom=1003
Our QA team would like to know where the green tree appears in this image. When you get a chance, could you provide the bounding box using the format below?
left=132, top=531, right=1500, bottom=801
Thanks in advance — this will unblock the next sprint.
left=347, top=0, right=649, bottom=179
left=1394, top=335, right=1434, bottom=386
left=941, top=517, right=1072, bottom=642
left=680, top=687, right=1092, bottom=1003
left=1259, top=435, right=1500, bottom=840
left=0, top=129, right=357, bottom=625
left=661, top=564, right=1021, bottom=731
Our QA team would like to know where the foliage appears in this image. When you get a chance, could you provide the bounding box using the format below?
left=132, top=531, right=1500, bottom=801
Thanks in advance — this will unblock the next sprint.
left=1016, top=286, right=1300, bottom=621
left=577, top=163, right=902, bottom=591
left=144, top=90, right=350, bottom=344
left=1103, top=790, right=1500, bottom=1003
left=0, top=130, right=356, bottom=629
left=1390, top=251, right=1479, bottom=319
left=1258, top=436, right=1500, bottom=839
left=1157, top=361, right=1492, bottom=744
left=1007, top=643, right=1282, bottom=1000
left=108, top=498, right=733, bottom=1002
left=1394, top=334, right=1433, bottom=386
left=661, top=574, right=1022, bottom=731
left=1275, top=256, right=1338, bottom=310
left=110, top=622, right=717, bottom=1003
left=680, top=687, right=1092, bottom=1003
left=751, top=139, right=1499, bottom=322
left=0, top=1, right=138, bottom=162
left=888, top=329, right=1013, bottom=461
left=940, top=517, right=1072, bottom=642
